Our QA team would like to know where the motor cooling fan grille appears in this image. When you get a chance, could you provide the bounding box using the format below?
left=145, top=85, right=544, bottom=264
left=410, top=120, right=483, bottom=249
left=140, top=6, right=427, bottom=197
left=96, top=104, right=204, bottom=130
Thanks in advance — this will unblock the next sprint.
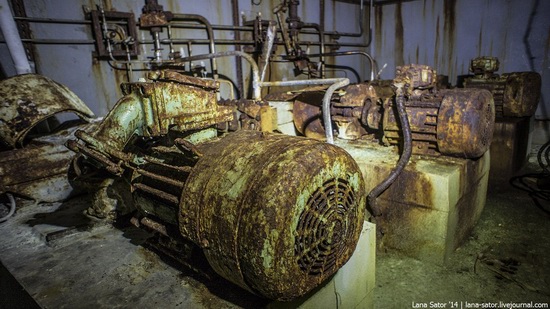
left=295, top=178, right=358, bottom=275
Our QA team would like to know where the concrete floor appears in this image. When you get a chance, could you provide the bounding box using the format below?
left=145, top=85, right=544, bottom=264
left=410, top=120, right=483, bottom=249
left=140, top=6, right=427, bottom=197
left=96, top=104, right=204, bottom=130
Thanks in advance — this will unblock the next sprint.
left=374, top=145, right=550, bottom=307
left=1, top=145, right=549, bottom=308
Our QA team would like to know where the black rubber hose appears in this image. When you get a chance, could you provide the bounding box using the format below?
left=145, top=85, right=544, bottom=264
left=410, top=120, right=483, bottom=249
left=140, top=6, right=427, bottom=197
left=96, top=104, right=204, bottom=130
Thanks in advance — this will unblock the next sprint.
left=537, top=139, right=550, bottom=173
left=0, top=193, right=16, bottom=223
left=367, top=84, right=413, bottom=217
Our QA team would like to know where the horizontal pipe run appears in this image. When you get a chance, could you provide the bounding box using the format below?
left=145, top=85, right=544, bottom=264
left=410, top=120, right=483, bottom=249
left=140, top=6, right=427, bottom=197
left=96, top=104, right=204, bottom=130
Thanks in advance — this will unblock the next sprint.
left=159, top=38, right=367, bottom=48
left=260, top=78, right=347, bottom=87
left=14, top=16, right=365, bottom=38
left=169, top=51, right=261, bottom=100
left=5, top=39, right=367, bottom=48
left=14, top=16, right=92, bottom=24
left=171, top=14, right=217, bottom=78
left=306, top=50, right=377, bottom=80
left=260, top=77, right=350, bottom=144
left=0, top=0, right=32, bottom=75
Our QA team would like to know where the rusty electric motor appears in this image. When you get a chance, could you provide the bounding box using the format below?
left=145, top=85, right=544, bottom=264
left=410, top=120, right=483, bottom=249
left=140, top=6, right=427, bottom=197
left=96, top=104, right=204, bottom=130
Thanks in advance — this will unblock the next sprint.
left=180, top=130, right=366, bottom=300
left=292, top=64, right=496, bottom=158
left=463, top=56, right=541, bottom=118
left=67, top=72, right=366, bottom=301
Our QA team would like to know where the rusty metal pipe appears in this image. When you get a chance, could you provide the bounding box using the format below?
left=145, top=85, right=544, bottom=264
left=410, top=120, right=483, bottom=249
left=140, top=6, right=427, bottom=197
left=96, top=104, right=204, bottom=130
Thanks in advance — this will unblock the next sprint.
left=261, top=77, right=350, bottom=144
left=323, top=79, right=350, bottom=143
left=171, top=51, right=261, bottom=100
left=9, top=38, right=368, bottom=49
left=13, top=16, right=92, bottom=24
left=168, top=21, right=369, bottom=39
left=14, top=16, right=369, bottom=39
left=171, top=14, right=217, bottom=79
left=302, top=23, right=325, bottom=77
left=306, top=50, right=376, bottom=81
left=259, top=22, right=277, bottom=83
left=367, top=83, right=412, bottom=216
left=89, top=92, right=146, bottom=152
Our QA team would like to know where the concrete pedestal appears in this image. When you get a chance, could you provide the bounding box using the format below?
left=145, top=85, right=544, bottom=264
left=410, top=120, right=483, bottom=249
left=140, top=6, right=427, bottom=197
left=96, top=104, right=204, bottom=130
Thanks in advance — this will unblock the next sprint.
left=337, top=139, right=490, bottom=265
left=269, top=221, right=376, bottom=309
left=489, top=116, right=533, bottom=183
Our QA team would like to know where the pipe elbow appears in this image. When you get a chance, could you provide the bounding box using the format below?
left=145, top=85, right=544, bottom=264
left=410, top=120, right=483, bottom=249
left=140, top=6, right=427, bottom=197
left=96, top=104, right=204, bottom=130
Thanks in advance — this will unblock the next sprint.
left=94, top=92, right=146, bottom=151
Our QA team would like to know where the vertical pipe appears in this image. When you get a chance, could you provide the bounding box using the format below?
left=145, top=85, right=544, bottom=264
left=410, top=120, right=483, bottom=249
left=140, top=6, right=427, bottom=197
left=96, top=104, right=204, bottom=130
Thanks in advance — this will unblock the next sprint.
left=367, top=82, right=412, bottom=216
left=0, top=0, right=31, bottom=75
left=320, top=0, right=325, bottom=77
left=171, top=14, right=218, bottom=80
left=322, top=78, right=350, bottom=144
left=259, top=23, right=277, bottom=83
left=175, top=51, right=261, bottom=100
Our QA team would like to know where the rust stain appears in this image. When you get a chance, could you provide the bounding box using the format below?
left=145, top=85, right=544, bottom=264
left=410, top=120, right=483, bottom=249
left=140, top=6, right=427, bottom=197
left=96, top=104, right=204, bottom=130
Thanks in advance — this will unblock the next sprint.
left=422, top=0, right=426, bottom=19
left=375, top=5, right=383, bottom=59
left=394, top=2, right=404, bottom=67
left=113, top=67, right=127, bottom=92
left=443, top=0, right=456, bottom=80
left=434, top=16, right=440, bottom=68
left=374, top=164, right=435, bottom=252
left=454, top=157, right=485, bottom=248
left=477, top=24, right=483, bottom=56
left=393, top=164, right=434, bottom=207
left=0, top=74, right=93, bottom=147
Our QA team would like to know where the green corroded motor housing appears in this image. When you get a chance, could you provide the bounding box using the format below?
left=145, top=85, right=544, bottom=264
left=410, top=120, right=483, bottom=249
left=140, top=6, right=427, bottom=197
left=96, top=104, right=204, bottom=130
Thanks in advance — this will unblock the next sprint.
left=179, top=130, right=366, bottom=300
left=66, top=70, right=366, bottom=301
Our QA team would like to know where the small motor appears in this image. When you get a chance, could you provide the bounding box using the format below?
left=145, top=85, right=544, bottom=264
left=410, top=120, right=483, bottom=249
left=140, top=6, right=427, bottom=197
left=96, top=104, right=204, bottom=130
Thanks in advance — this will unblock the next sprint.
left=463, top=56, right=541, bottom=118
left=292, top=64, right=496, bottom=158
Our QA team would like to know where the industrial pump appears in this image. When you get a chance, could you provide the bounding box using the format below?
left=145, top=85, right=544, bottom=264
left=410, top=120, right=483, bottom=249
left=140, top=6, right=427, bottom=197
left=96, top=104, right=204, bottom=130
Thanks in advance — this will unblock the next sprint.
left=67, top=70, right=366, bottom=301
left=463, top=56, right=541, bottom=118
left=291, top=64, right=496, bottom=158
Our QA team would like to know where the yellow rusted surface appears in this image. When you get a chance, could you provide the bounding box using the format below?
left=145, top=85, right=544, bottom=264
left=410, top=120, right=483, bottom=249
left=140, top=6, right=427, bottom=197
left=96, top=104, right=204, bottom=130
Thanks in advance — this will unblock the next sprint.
left=436, top=89, right=495, bottom=158
left=180, top=130, right=366, bottom=300
left=0, top=74, right=94, bottom=148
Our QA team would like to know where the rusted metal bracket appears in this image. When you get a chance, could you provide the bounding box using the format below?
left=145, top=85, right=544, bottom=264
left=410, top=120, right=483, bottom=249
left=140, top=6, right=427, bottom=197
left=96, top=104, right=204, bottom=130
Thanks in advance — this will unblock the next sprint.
left=90, top=9, right=139, bottom=59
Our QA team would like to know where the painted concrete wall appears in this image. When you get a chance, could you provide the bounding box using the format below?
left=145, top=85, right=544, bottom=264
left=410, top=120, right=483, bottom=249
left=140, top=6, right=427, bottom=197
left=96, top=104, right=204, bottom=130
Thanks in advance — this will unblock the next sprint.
left=3, top=0, right=546, bottom=120
left=372, top=0, right=550, bottom=119
left=0, top=0, right=369, bottom=117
